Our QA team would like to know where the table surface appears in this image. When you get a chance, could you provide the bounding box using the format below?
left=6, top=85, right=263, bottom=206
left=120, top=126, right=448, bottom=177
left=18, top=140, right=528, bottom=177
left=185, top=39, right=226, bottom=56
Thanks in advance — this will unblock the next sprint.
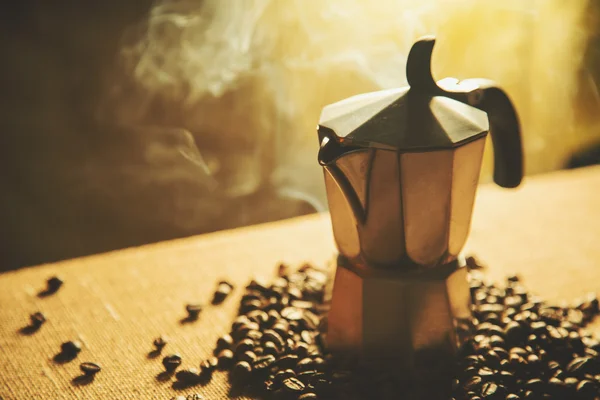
left=1, top=166, right=599, bottom=400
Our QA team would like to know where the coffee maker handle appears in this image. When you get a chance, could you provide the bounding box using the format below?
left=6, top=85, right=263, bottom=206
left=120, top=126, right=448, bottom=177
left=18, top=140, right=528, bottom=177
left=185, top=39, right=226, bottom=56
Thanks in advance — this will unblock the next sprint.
left=406, top=36, right=524, bottom=188
left=461, top=80, right=524, bottom=188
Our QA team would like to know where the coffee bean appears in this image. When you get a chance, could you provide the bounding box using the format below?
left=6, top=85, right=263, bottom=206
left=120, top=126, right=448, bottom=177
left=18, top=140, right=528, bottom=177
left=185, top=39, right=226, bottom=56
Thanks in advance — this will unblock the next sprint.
left=274, top=369, right=296, bottom=385
left=162, top=354, right=182, bottom=372
left=217, top=349, right=234, bottom=369
left=216, top=334, right=233, bottom=351
left=576, top=379, right=597, bottom=396
left=231, top=361, right=252, bottom=384
left=276, top=354, right=299, bottom=369
left=272, top=321, right=290, bottom=337
left=489, top=335, right=505, bottom=348
left=200, top=357, right=218, bottom=374
left=213, top=281, right=234, bottom=305
left=302, top=311, right=320, bottom=330
left=480, top=381, right=498, bottom=396
left=238, top=351, right=257, bottom=364
left=46, top=276, right=64, bottom=293
left=504, top=295, right=524, bottom=308
left=30, top=312, right=46, bottom=327
left=564, top=310, right=583, bottom=327
left=185, top=304, right=203, bottom=320
left=530, top=321, right=547, bottom=334
left=504, top=321, right=526, bottom=344
left=277, top=263, right=290, bottom=277
left=294, top=342, right=310, bottom=359
left=281, top=307, right=304, bottom=321
left=244, top=329, right=263, bottom=342
left=246, top=310, right=269, bottom=325
left=478, top=367, right=495, bottom=377
left=266, top=310, right=280, bottom=326
left=466, top=256, right=483, bottom=270
left=566, top=356, right=593, bottom=376
left=240, top=299, right=263, bottom=313
left=478, top=304, right=506, bottom=315
left=175, top=368, right=200, bottom=383
left=524, top=378, right=544, bottom=391
left=263, top=341, right=280, bottom=356
left=61, top=341, right=82, bottom=356
left=232, top=320, right=260, bottom=339
left=234, top=338, right=255, bottom=355
left=282, top=376, right=305, bottom=393
left=296, top=357, right=316, bottom=372
left=153, top=336, right=167, bottom=350
left=232, top=315, right=252, bottom=330
left=288, top=287, right=303, bottom=300
left=262, top=329, right=285, bottom=350
left=80, top=362, right=101, bottom=375
left=253, top=354, right=276, bottom=372
left=232, top=321, right=260, bottom=340
left=253, top=346, right=264, bottom=356
left=298, top=393, right=318, bottom=399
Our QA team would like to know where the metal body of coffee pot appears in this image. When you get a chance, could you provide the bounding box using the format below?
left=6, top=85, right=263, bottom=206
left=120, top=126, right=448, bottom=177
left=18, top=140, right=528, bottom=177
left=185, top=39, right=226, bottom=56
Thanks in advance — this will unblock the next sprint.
left=318, top=36, right=523, bottom=366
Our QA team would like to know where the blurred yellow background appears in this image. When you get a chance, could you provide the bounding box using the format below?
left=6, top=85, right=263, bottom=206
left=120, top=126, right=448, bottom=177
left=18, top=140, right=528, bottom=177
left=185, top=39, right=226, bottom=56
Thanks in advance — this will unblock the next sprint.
left=2, top=0, right=600, bottom=269
left=113, top=0, right=600, bottom=205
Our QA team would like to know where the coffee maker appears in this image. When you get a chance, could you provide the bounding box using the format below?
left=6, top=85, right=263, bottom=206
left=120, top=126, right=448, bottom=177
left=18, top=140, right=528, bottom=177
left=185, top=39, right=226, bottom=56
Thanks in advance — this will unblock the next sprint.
left=318, top=36, right=523, bottom=368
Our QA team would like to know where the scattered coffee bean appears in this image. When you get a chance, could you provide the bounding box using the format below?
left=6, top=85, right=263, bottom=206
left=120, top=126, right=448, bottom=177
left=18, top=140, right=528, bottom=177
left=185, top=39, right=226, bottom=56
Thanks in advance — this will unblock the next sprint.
left=162, top=354, right=182, bottom=372
left=278, top=263, right=290, bottom=277
left=153, top=336, right=168, bottom=351
left=175, top=368, right=200, bottom=384
left=466, top=256, right=483, bottom=270
left=185, top=304, right=203, bottom=320
left=61, top=341, right=82, bottom=356
left=213, top=281, right=234, bottom=305
left=30, top=312, right=46, bottom=327
left=46, top=276, right=64, bottom=293
left=80, top=362, right=101, bottom=375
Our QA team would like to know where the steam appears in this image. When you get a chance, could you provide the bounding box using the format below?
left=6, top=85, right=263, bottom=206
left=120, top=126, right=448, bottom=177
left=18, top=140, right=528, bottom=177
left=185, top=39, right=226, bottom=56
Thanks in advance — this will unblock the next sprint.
left=98, top=0, right=595, bottom=233
left=120, top=0, right=271, bottom=103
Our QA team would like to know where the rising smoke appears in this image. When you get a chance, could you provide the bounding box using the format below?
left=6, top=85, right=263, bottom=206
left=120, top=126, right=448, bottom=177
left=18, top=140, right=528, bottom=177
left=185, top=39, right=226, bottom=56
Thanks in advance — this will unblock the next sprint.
left=0, top=0, right=594, bottom=269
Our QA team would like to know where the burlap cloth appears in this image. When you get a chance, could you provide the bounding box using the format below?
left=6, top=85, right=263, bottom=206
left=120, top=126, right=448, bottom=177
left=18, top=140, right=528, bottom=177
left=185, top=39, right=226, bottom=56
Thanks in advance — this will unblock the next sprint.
left=1, top=166, right=599, bottom=400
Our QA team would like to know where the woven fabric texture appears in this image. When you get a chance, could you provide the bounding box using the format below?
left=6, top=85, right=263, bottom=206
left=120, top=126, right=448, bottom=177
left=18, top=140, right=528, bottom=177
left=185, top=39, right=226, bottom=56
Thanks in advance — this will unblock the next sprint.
left=0, top=166, right=599, bottom=400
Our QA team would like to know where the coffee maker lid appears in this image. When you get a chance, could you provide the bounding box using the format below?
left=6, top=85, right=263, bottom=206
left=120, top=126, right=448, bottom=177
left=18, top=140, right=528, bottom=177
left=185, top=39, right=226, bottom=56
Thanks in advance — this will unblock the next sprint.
left=318, top=83, right=489, bottom=152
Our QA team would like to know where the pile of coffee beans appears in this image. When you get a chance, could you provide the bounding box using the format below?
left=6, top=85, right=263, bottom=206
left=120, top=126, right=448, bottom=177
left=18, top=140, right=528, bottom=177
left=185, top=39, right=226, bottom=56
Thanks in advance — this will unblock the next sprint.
left=176, top=263, right=339, bottom=399
left=183, top=260, right=599, bottom=400
left=451, top=259, right=600, bottom=400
